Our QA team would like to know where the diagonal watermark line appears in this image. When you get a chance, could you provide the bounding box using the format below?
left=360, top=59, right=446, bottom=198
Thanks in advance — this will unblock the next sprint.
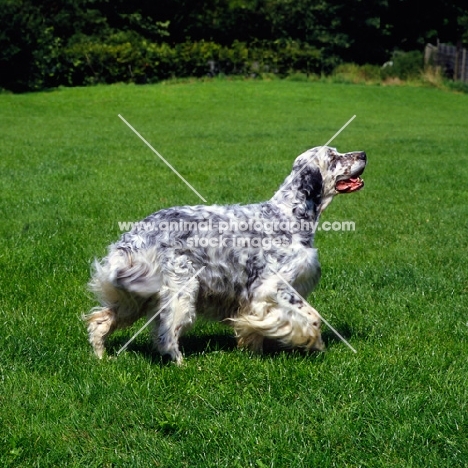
left=322, top=114, right=356, bottom=148
left=279, top=114, right=356, bottom=194
left=273, top=270, right=357, bottom=353
left=116, top=265, right=206, bottom=356
left=118, top=114, right=207, bottom=203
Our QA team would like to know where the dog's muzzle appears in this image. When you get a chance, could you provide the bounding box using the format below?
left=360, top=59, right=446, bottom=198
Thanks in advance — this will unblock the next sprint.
left=335, top=151, right=367, bottom=193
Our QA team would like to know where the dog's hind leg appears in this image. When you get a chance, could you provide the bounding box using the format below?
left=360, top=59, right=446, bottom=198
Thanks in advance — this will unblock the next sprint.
left=86, top=245, right=169, bottom=357
left=153, top=281, right=199, bottom=364
left=83, top=307, right=118, bottom=359
left=150, top=259, right=200, bottom=364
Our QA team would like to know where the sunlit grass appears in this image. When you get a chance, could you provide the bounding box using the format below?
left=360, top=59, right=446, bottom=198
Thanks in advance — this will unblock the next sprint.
left=0, top=80, right=467, bottom=467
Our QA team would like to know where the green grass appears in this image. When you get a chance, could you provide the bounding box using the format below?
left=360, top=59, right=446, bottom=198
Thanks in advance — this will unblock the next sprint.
left=1, top=79, right=467, bottom=467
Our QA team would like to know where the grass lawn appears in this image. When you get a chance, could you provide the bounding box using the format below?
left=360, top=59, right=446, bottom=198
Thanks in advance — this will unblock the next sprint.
left=0, top=78, right=467, bottom=467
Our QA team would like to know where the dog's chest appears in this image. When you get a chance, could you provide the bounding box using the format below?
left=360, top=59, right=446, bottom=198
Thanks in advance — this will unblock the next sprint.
left=289, top=246, right=321, bottom=298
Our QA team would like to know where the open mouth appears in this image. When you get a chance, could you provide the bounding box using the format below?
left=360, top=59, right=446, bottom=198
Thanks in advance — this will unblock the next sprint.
left=335, top=176, right=364, bottom=193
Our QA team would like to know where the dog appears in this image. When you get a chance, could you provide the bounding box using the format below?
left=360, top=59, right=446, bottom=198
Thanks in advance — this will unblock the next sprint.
left=83, top=146, right=366, bottom=363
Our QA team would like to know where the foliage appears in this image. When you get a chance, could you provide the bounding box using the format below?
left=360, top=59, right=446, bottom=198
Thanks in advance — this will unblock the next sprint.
left=332, top=63, right=382, bottom=84
left=0, top=1, right=57, bottom=91
left=0, top=0, right=467, bottom=91
left=0, top=0, right=169, bottom=91
left=381, top=0, right=468, bottom=52
left=380, top=50, right=424, bottom=81
left=44, top=36, right=325, bottom=87
left=446, top=79, right=468, bottom=94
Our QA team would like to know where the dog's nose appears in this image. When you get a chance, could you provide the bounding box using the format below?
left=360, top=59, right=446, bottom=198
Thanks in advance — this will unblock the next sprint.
left=358, top=152, right=367, bottom=161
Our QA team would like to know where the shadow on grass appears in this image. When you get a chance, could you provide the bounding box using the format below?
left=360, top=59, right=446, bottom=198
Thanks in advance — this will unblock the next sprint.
left=322, top=323, right=354, bottom=347
left=105, top=322, right=356, bottom=363
left=105, top=332, right=238, bottom=365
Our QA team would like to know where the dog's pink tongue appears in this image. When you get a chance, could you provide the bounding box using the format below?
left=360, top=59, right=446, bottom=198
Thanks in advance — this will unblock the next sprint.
left=336, top=177, right=363, bottom=193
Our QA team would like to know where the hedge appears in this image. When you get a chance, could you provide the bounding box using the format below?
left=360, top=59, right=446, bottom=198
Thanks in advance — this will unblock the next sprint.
left=20, top=35, right=327, bottom=90
left=60, top=38, right=326, bottom=86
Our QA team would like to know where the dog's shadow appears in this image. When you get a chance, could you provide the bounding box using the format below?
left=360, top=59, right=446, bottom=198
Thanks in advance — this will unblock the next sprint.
left=106, top=331, right=238, bottom=365
left=106, top=323, right=354, bottom=364
left=322, top=324, right=355, bottom=348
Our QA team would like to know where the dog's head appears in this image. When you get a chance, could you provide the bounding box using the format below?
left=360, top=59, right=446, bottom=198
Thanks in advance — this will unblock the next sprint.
left=274, top=146, right=367, bottom=216
left=315, top=146, right=367, bottom=209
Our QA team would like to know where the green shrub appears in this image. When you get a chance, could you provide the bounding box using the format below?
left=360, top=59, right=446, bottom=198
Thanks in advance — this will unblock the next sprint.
left=58, top=37, right=324, bottom=87
left=0, top=2, right=64, bottom=92
left=333, top=63, right=381, bottom=83
left=446, top=79, right=468, bottom=93
left=381, top=50, right=424, bottom=81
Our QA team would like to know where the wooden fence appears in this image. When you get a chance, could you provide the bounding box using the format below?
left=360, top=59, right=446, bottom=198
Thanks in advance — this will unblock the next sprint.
left=425, top=43, right=468, bottom=82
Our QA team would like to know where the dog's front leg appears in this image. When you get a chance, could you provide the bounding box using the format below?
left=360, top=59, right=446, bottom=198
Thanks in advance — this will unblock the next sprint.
left=233, top=274, right=324, bottom=352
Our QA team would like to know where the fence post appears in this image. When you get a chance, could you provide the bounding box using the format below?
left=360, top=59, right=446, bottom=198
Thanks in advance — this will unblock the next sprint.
left=462, top=48, right=467, bottom=82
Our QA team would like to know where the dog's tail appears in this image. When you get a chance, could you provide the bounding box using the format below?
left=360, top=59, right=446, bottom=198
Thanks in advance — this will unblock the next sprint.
left=90, top=246, right=164, bottom=302
left=84, top=246, right=163, bottom=326
left=83, top=246, right=165, bottom=357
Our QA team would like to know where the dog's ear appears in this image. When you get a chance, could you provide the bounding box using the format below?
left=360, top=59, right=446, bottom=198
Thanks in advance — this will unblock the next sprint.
left=292, top=167, right=323, bottom=219
left=297, top=166, right=323, bottom=201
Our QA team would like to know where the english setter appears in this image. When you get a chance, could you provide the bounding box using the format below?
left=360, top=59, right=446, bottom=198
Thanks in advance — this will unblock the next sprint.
left=84, top=146, right=366, bottom=363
